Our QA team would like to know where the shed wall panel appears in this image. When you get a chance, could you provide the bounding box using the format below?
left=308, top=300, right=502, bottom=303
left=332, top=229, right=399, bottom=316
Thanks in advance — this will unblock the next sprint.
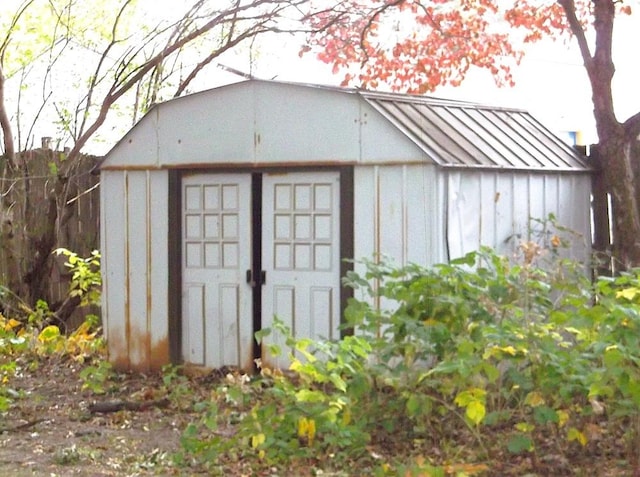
left=126, top=172, right=150, bottom=369
left=378, top=167, right=406, bottom=264
left=495, top=173, right=517, bottom=253
left=478, top=173, right=497, bottom=247
left=254, top=86, right=360, bottom=163
left=101, top=170, right=169, bottom=371
left=158, top=86, right=256, bottom=165
left=353, top=164, right=447, bottom=267
left=446, top=171, right=592, bottom=261
left=405, top=165, right=436, bottom=264
left=101, top=112, right=159, bottom=168
left=148, top=171, right=170, bottom=368
left=529, top=175, right=546, bottom=227
left=558, top=175, right=592, bottom=261
left=512, top=174, right=531, bottom=243
left=353, top=167, right=377, bottom=280
left=101, top=171, right=129, bottom=368
left=359, top=103, right=430, bottom=163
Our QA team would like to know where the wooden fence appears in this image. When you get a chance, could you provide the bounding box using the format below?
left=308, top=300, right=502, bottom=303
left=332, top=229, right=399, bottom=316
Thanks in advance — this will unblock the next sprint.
left=0, top=148, right=100, bottom=328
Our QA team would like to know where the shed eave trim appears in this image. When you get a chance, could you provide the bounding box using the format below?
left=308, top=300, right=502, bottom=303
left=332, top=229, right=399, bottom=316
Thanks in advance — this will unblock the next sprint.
left=439, top=163, right=594, bottom=173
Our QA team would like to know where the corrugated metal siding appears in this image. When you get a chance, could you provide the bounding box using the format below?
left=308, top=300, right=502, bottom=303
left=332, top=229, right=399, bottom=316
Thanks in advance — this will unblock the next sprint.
left=362, top=93, right=591, bottom=172
left=446, top=170, right=592, bottom=261
left=100, top=169, right=170, bottom=372
left=353, top=164, right=447, bottom=268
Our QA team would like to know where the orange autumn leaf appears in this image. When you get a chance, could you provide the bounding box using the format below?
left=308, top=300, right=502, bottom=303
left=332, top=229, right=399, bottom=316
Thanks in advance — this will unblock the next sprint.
left=301, top=0, right=595, bottom=94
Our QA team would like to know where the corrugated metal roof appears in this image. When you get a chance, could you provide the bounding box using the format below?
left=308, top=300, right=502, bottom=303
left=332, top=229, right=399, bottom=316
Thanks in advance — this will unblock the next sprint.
left=361, top=91, right=592, bottom=172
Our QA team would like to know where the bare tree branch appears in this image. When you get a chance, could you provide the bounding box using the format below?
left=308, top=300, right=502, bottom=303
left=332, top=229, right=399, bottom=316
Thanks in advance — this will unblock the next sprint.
left=79, top=0, right=137, bottom=137
left=0, top=0, right=37, bottom=168
left=0, top=63, right=16, bottom=168
left=556, top=0, right=593, bottom=70
left=64, top=0, right=301, bottom=161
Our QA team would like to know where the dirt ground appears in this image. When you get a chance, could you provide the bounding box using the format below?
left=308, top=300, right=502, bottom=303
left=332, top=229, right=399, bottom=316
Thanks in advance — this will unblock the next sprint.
left=1, top=357, right=637, bottom=477
left=0, top=358, right=197, bottom=476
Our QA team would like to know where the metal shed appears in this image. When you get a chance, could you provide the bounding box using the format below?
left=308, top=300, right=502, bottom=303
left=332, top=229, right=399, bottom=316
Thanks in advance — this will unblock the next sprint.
left=99, top=79, right=592, bottom=372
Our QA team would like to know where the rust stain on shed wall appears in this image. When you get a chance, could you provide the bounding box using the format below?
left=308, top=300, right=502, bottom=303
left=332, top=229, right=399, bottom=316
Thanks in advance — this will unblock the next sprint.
left=107, top=326, right=130, bottom=371
left=126, top=325, right=171, bottom=372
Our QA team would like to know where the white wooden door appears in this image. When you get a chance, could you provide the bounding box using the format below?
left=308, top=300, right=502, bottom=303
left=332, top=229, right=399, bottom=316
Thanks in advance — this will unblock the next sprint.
left=261, top=171, right=341, bottom=368
left=181, top=174, right=253, bottom=368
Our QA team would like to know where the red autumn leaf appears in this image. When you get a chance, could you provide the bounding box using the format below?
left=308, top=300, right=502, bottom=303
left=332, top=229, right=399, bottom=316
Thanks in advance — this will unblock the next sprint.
left=299, top=0, right=597, bottom=93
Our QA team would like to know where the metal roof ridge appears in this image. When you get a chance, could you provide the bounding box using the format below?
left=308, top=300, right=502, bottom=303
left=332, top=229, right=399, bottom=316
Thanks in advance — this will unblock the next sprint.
left=359, top=89, right=528, bottom=113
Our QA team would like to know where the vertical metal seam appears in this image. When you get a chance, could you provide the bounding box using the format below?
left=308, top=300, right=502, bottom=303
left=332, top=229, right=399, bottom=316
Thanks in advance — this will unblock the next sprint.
left=402, top=165, right=408, bottom=266
left=478, top=172, right=483, bottom=250
left=373, top=166, right=381, bottom=328
left=443, top=170, right=451, bottom=262
left=100, top=172, right=109, bottom=345
left=146, top=170, right=152, bottom=370
left=493, top=172, right=498, bottom=250
left=124, top=170, right=131, bottom=367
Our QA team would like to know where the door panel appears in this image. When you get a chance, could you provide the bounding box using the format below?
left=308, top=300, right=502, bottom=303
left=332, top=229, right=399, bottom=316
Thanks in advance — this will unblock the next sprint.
left=181, top=174, right=252, bottom=368
left=261, top=172, right=341, bottom=368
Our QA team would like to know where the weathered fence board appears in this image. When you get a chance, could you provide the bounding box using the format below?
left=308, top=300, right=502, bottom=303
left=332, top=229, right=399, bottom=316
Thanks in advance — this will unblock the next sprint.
left=0, top=148, right=100, bottom=328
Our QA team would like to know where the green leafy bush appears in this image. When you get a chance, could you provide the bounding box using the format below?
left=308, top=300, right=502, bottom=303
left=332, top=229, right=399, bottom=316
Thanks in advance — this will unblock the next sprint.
left=181, top=238, right=640, bottom=474
left=0, top=249, right=104, bottom=411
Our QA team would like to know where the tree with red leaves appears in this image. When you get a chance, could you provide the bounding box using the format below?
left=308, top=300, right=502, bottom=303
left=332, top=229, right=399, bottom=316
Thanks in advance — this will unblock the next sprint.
left=303, top=0, right=640, bottom=270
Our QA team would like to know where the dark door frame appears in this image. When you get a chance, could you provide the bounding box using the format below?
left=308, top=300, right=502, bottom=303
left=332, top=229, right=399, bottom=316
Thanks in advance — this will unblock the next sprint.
left=167, top=166, right=354, bottom=367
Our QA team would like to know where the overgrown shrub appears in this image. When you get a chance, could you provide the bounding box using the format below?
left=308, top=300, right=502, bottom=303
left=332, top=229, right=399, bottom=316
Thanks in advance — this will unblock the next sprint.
left=181, top=240, right=640, bottom=474
left=0, top=249, right=104, bottom=411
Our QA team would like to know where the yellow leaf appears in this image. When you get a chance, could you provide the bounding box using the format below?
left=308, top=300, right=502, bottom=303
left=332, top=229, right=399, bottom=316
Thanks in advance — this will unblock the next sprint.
left=307, top=419, right=316, bottom=446
left=617, top=287, right=640, bottom=301
left=251, top=433, right=265, bottom=448
left=5, top=318, right=22, bottom=331
left=71, top=320, right=92, bottom=337
left=567, top=427, right=588, bottom=446
left=483, top=345, right=521, bottom=360
left=298, top=417, right=309, bottom=438
left=524, top=391, right=545, bottom=407
left=499, top=345, right=517, bottom=356
left=557, top=409, right=570, bottom=428
left=454, top=388, right=486, bottom=407
left=342, top=408, right=352, bottom=426
left=515, top=422, right=535, bottom=433
left=38, top=325, right=61, bottom=343
left=466, top=400, right=486, bottom=425
left=297, top=417, right=316, bottom=446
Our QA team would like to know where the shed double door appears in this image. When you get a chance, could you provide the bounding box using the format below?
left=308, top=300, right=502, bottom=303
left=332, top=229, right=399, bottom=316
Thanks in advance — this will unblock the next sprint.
left=181, top=171, right=341, bottom=370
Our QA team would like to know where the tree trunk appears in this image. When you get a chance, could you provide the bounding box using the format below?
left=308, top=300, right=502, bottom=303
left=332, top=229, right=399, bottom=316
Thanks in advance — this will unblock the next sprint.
left=598, top=134, right=640, bottom=270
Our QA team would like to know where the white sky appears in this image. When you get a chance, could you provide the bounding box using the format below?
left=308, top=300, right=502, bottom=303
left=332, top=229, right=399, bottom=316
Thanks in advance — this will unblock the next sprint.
left=206, top=6, right=640, bottom=147
left=2, top=1, right=638, bottom=151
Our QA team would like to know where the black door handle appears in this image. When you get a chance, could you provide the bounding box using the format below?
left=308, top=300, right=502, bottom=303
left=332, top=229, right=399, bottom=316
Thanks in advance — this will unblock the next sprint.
left=246, top=270, right=266, bottom=287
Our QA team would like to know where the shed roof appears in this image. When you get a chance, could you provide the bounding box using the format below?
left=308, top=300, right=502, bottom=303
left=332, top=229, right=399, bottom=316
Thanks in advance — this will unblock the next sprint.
left=100, top=80, right=591, bottom=172
left=360, top=90, right=590, bottom=171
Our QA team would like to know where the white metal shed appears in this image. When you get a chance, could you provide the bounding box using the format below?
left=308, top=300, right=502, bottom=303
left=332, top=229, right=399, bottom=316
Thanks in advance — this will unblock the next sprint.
left=99, top=79, right=592, bottom=372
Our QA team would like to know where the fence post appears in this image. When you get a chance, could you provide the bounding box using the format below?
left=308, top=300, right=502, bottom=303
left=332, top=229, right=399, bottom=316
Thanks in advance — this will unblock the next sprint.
left=589, top=144, right=612, bottom=276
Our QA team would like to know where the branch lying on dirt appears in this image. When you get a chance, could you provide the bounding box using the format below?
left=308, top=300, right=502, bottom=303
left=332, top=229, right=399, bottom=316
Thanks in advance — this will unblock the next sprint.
left=0, top=418, right=46, bottom=433
left=88, top=398, right=170, bottom=414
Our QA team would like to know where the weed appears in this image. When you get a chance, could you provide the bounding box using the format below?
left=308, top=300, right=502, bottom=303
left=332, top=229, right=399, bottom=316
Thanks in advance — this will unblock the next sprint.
left=79, top=360, right=114, bottom=394
left=175, top=229, right=640, bottom=473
